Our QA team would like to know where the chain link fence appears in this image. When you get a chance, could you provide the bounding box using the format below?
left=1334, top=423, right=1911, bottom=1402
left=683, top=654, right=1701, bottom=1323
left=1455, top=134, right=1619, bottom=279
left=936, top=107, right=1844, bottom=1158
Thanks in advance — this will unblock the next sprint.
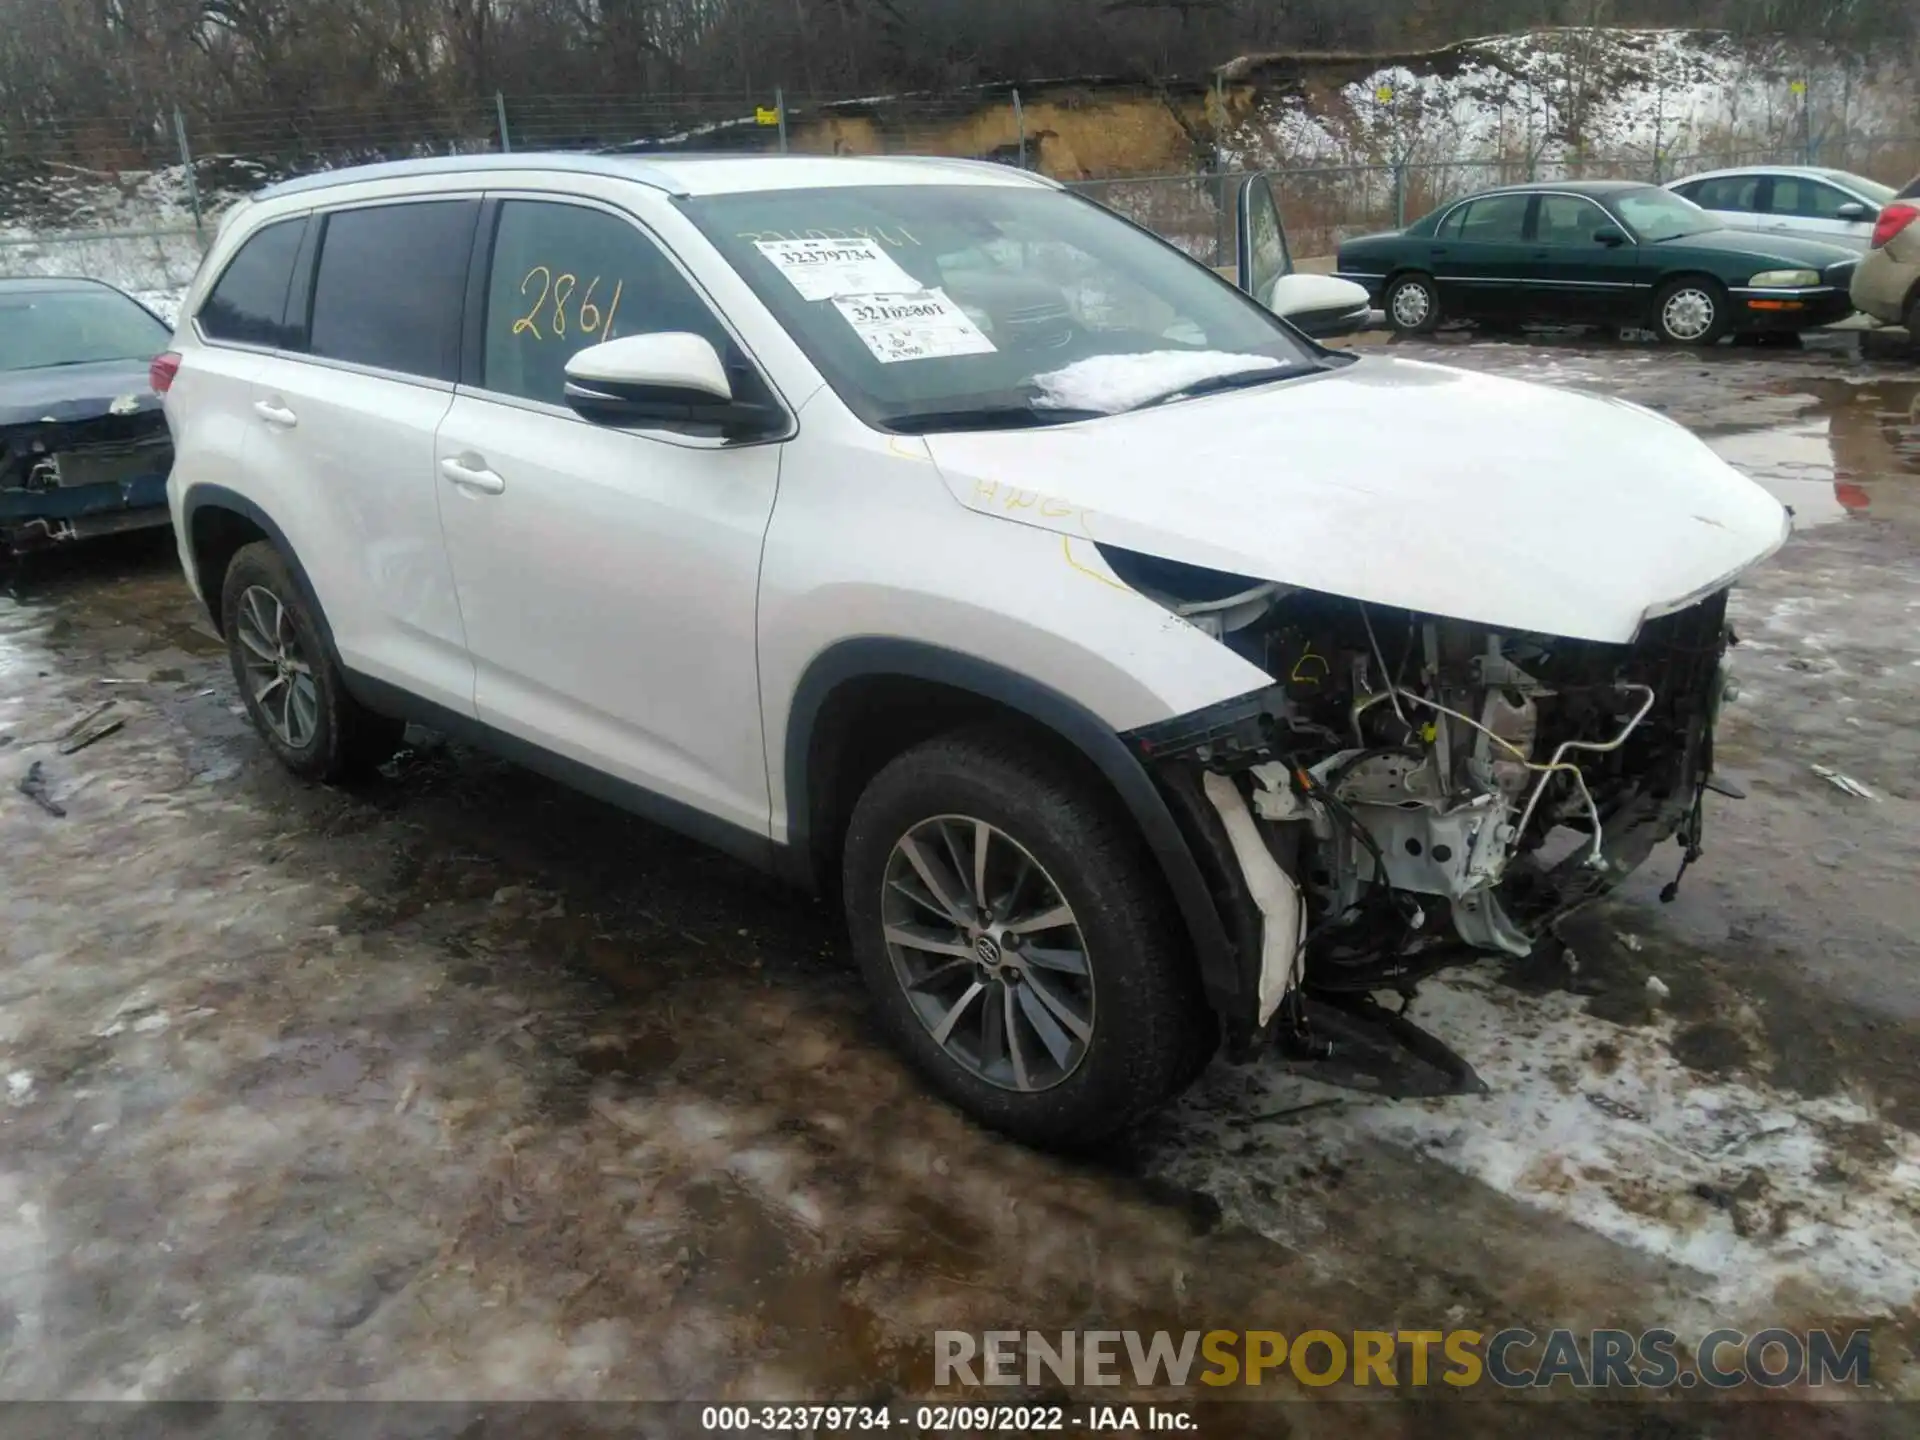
left=1076, top=136, right=1920, bottom=269
left=4, top=86, right=1918, bottom=306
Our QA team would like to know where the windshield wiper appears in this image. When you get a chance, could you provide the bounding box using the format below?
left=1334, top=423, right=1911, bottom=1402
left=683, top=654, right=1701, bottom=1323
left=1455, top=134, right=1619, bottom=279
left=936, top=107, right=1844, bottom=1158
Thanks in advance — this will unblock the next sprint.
left=1125, top=363, right=1316, bottom=413
left=881, top=405, right=1103, bottom=435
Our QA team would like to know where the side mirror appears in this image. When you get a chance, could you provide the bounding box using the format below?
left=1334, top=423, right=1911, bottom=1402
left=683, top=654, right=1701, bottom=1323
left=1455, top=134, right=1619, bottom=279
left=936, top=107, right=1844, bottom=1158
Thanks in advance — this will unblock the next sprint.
left=563, top=332, right=782, bottom=439
left=1593, top=225, right=1629, bottom=247
left=1263, top=273, right=1377, bottom=338
left=1836, top=202, right=1872, bottom=222
left=1235, top=172, right=1294, bottom=305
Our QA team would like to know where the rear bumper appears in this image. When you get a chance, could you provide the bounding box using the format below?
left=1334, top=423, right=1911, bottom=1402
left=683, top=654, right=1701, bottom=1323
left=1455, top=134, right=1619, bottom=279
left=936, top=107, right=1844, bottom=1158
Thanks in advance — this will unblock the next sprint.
left=0, top=471, right=172, bottom=551
left=1851, top=252, right=1919, bottom=324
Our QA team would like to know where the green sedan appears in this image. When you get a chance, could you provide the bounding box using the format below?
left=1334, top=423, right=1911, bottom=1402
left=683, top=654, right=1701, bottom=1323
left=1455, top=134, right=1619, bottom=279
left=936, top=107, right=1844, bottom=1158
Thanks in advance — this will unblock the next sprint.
left=1335, top=180, right=1862, bottom=344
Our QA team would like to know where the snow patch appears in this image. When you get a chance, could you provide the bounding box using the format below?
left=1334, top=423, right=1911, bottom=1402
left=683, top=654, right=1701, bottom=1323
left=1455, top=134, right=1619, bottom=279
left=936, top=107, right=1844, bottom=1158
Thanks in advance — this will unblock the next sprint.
left=1232, top=29, right=1914, bottom=174
left=1151, top=965, right=1920, bottom=1318
left=1032, top=350, right=1283, bottom=412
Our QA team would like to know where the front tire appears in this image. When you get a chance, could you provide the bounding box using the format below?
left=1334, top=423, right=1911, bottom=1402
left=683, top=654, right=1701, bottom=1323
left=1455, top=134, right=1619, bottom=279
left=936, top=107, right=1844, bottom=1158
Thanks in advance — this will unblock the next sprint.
left=220, top=541, right=404, bottom=782
left=1385, top=273, right=1441, bottom=335
left=1652, top=277, right=1731, bottom=345
left=841, top=727, right=1213, bottom=1150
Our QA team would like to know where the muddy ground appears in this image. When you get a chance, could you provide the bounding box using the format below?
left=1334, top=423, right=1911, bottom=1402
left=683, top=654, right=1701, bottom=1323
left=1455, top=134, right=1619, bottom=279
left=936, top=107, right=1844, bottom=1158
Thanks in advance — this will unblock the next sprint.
left=2, top=330, right=1918, bottom=1432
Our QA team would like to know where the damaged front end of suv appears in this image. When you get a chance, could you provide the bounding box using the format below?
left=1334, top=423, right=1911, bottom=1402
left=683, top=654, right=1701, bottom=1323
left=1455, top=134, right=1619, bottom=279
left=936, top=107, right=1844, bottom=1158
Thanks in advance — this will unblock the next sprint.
left=1113, top=552, right=1740, bottom=1081
left=922, top=353, right=1790, bottom=1092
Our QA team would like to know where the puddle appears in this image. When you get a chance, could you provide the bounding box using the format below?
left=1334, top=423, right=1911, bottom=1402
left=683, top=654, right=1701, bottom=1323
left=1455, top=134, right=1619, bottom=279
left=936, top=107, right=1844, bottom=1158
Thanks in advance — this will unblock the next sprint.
left=1706, top=419, right=1859, bottom=528
left=1703, top=377, right=1920, bottom=532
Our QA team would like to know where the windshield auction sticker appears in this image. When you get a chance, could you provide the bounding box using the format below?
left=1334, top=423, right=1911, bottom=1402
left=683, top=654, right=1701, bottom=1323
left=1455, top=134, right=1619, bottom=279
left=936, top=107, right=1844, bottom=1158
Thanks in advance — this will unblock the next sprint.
left=832, top=290, right=997, bottom=363
left=753, top=238, right=919, bottom=301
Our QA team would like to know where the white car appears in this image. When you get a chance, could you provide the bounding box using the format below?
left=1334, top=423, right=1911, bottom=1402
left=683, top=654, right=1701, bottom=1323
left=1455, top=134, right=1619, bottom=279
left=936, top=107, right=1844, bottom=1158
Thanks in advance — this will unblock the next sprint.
left=157, top=154, right=1786, bottom=1149
left=1665, top=165, right=1898, bottom=252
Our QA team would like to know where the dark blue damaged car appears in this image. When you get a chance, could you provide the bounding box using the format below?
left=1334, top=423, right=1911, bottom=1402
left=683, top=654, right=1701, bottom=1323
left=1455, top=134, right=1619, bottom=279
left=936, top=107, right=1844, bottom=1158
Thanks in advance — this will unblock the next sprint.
left=1, top=277, right=175, bottom=555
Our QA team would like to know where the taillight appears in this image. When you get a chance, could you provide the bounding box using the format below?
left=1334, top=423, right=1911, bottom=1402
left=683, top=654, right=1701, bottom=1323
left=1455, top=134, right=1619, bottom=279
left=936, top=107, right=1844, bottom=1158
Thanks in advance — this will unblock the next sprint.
left=1870, top=204, right=1919, bottom=249
left=149, top=351, right=182, bottom=394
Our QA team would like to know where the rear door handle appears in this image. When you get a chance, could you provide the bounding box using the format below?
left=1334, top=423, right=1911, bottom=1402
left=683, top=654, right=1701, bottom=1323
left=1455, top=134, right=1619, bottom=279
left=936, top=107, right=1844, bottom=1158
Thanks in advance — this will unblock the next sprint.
left=439, top=456, right=506, bottom=495
left=253, top=400, right=297, bottom=428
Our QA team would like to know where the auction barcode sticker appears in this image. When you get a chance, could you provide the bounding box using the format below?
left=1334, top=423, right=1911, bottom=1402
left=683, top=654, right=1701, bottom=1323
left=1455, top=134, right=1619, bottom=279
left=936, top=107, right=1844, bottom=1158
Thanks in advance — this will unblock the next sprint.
left=753, top=238, right=919, bottom=301
left=832, top=289, right=997, bottom=363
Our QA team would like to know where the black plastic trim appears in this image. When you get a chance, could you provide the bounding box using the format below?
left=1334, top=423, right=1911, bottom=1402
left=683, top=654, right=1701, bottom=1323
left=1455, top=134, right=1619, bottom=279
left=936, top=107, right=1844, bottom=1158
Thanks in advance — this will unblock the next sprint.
left=785, top=638, right=1242, bottom=1004
left=460, top=199, right=502, bottom=389
left=341, top=673, right=781, bottom=874
left=283, top=212, right=320, bottom=351
left=178, top=482, right=781, bottom=873
left=170, top=508, right=1243, bottom=1009
left=177, top=484, right=336, bottom=652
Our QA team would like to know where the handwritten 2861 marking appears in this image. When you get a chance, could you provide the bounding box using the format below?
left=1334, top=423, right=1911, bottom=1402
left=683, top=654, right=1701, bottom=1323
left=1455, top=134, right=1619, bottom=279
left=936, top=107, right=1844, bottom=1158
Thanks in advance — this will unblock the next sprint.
left=511, top=266, right=625, bottom=343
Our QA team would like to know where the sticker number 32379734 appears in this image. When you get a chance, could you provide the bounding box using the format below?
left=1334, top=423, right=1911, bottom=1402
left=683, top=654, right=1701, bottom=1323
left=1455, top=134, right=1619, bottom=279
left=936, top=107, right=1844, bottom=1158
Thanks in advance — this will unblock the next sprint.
left=831, top=290, right=996, bottom=363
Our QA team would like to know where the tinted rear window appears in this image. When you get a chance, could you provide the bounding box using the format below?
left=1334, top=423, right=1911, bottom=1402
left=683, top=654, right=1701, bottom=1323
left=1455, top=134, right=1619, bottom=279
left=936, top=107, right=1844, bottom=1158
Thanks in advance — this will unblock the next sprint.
left=307, top=201, right=478, bottom=381
left=199, top=216, right=307, bottom=346
left=1900, top=176, right=1920, bottom=201
left=1457, top=194, right=1530, bottom=242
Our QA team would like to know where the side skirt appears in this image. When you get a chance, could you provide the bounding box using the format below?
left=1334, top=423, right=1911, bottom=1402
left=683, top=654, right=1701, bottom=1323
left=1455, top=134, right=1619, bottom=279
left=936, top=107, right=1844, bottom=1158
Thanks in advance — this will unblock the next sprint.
left=341, top=670, right=785, bottom=879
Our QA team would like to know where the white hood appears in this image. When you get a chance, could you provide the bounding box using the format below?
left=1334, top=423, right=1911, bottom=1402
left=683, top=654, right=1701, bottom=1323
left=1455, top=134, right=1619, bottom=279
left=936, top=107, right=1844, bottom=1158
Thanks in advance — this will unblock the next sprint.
left=925, top=356, right=1790, bottom=644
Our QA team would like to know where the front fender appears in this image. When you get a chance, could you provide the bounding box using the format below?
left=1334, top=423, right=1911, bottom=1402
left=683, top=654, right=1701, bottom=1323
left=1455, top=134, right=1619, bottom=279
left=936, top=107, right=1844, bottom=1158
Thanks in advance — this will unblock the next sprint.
left=783, top=637, right=1247, bottom=1013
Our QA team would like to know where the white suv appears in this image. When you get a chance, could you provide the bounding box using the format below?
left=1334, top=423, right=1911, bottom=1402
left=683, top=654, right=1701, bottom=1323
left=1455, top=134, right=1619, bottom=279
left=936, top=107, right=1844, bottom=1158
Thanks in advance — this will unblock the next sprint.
left=159, top=154, right=1786, bottom=1148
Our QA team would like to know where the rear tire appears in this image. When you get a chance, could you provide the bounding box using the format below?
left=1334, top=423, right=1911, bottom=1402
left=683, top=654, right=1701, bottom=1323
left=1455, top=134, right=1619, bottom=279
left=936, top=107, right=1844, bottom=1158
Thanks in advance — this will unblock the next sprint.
left=220, top=541, right=404, bottom=782
left=841, top=726, right=1214, bottom=1151
left=1904, top=295, right=1920, bottom=360
left=1652, top=277, right=1731, bottom=345
left=1384, top=273, right=1442, bottom=335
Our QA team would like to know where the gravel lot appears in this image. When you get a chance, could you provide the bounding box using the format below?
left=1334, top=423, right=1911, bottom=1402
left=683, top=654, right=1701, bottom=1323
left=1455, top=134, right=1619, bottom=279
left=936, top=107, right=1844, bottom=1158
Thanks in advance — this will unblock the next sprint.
left=2, top=330, right=1917, bottom=1428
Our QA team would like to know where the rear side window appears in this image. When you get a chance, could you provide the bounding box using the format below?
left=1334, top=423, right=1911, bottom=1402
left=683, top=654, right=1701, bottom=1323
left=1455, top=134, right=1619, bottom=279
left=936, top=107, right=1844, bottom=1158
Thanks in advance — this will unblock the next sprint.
left=1691, top=175, right=1761, bottom=212
left=198, top=216, right=307, bottom=346
left=307, top=201, right=478, bottom=381
left=1457, top=194, right=1531, bottom=243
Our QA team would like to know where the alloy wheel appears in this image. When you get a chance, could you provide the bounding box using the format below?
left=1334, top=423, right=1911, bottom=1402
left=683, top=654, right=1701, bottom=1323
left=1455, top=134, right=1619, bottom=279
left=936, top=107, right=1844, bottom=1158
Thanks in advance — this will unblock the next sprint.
left=235, top=584, right=320, bottom=750
left=879, top=815, right=1095, bottom=1092
left=1661, top=287, right=1716, bottom=342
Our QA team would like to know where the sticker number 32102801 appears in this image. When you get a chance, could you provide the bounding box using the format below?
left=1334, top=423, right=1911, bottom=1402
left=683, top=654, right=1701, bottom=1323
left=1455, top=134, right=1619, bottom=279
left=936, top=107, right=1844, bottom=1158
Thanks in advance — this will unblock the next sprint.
left=832, top=290, right=996, bottom=363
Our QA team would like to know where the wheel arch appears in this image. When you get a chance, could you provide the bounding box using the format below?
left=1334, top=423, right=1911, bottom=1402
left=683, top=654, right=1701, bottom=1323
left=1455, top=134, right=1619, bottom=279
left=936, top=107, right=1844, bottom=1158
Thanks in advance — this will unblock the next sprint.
left=180, top=485, right=336, bottom=657
left=1900, top=272, right=1920, bottom=321
left=782, top=639, right=1242, bottom=1010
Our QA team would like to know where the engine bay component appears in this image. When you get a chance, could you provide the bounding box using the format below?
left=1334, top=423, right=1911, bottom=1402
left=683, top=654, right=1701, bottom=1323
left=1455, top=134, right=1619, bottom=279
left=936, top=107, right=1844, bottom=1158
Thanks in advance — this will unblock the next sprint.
left=1123, top=564, right=1735, bottom=1060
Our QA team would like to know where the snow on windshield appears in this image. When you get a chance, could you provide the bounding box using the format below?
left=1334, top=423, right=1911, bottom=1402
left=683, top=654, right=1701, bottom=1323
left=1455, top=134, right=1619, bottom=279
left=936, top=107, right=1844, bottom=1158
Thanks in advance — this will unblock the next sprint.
left=1031, top=350, right=1286, bottom=413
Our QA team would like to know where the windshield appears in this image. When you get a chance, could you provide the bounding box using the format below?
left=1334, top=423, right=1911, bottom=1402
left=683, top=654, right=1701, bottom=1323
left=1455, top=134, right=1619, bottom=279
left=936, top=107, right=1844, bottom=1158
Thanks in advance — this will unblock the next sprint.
left=0, top=287, right=170, bottom=372
left=1824, top=170, right=1898, bottom=206
left=1612, top=187, right=1720, bottom=242
left=680, top=183, right=1321, bottom=432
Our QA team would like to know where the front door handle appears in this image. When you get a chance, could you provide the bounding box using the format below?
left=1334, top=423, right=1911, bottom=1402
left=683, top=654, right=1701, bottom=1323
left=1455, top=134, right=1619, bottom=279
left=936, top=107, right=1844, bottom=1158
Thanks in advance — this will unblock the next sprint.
left=439, top=456, right=506, bottom=495
left=253, top=399, right=298, bottom=429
